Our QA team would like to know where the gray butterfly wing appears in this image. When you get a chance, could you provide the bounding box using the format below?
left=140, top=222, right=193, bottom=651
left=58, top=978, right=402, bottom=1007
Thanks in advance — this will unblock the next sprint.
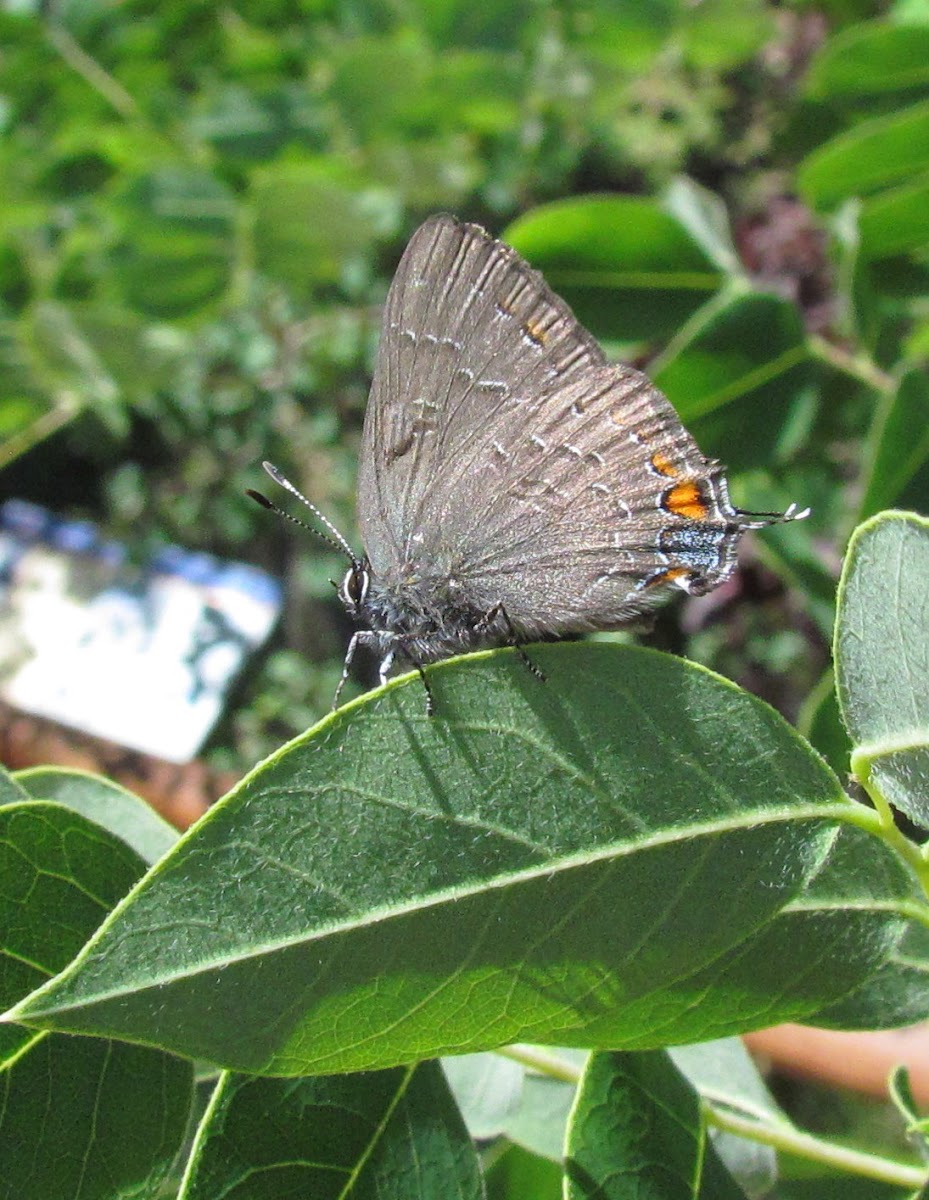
left=414, top=365, right=741, bottom=636
left=357, top=215, right=740, bottom=634
left=357, top=215, right=605, bottom=575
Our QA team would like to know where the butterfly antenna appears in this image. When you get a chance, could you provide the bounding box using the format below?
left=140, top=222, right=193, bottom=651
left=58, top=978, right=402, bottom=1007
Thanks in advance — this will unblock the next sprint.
left=247, top=461, right=359, bottom=564
left=734, top=502, right=811, bottom=529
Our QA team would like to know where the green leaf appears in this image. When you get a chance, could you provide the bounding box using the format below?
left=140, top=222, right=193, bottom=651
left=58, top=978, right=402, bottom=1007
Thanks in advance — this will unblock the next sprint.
left=573, top=0, right=676, bottom=72
left=504, top=196, right=723, bottom=345
left=678, top=0, right=776, bottom=71
left=798, top=97, right=929, bottom=210
left=652, top=293, right=810, bottom=422
left=811, top=904, right=929, bottom=1031
left=669, top=1040, right=779, bottom=1197
left=1, top=1036, right=192, bottom=1200
left=0, top=800, right=145, bottom=1062
left=859, top=173, right=929, bottom=259
left=804, top=20, right=929, bottom=99
left=859, top=371, right=929, bottom=521
left=488, top=1143, right=563, bottom=1200
left=835, top=512, right=929, bottom=825
left=114, top=169, right=237, bottom=318
left=791, top=824, right=927, bottom=1030
left=0, top=801, right=192, bottom=1197
left=564, top=1049, right=745, bottom=1199
left=6, top=644, right=860, bottom=1074
left=250, top=160, right=386, bottom=296
left=15, top=767, right=178, bottom=865
left=181, top=1061, right=483, bottom=1199
left=797, top=669, right=853, bottom=780
left=809, top=948, right=929, bottom=1030
left=651, top=293, right=812, bottom=470
left=609, top=820, right=912, bottom=1038
left=663, top=177, right=743, bottom=276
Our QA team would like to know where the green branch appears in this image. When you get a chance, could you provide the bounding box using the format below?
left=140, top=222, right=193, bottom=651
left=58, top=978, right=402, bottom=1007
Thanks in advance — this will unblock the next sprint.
left=707, top=1104, right=926, bottom=1190
left=808, top=334, right=896, bottom=395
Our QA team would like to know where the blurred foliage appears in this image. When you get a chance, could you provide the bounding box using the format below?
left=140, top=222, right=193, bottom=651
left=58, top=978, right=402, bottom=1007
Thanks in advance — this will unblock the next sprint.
left=2, top=0, right=929, bottom=772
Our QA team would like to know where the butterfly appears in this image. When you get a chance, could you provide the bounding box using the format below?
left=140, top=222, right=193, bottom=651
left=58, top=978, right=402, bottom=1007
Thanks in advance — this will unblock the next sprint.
left=250, top=214, right=806, bottom=710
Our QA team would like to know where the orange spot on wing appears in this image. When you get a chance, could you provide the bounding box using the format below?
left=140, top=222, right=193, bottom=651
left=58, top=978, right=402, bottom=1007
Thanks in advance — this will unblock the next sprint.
left=663, top=480, right=709, bottom=521
left=650, top=452, right=678, bottom=477
left=647, top=566, right=689, bottom=587
left=524, top=319, right=548, bottom=346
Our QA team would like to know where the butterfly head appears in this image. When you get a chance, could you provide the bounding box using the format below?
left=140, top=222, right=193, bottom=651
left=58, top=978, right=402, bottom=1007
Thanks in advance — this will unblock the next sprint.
left=338, top=562, right=371, bottom=619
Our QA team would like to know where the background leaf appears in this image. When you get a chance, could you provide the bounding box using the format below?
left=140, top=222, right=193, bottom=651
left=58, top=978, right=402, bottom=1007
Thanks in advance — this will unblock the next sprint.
left=15, top=766, right=179, bottom=864
left=504, top=196, right=723, bottom=345
left=858, top=372, right=929, bottom=522
left=564, top=1049, right=745, bottom=1199
left=181, top=1061, right=483, bottom=1200
left=834, top=511, right=929, bottom=825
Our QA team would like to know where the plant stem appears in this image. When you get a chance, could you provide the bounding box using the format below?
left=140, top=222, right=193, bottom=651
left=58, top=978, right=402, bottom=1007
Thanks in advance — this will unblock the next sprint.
left=45, top=24, right=141, bottom=121
left=0, top=397, right=80, bottom=470
left=707, top=1105, right=926, bottom=1189
left=808, top=334, right=896, bottom=395
left=500, top=1044, right=928, bottom=1188
left=499, top=1043, right=582, bottom=1084
left=847, top=753, right=929, bottom=898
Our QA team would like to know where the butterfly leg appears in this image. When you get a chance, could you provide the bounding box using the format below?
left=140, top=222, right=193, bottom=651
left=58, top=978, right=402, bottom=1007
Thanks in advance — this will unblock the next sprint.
left=392, top=644, right=436, bottom=716
left=333, top=629, right=385, bottom=709
left=479, top=604, right=546, bottom=683
left=333, top=631, right=361, bottom=709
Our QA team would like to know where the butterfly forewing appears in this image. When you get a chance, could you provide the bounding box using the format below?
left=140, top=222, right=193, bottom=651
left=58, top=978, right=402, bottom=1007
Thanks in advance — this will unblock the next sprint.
left=357, top=215, right=606, bottom=581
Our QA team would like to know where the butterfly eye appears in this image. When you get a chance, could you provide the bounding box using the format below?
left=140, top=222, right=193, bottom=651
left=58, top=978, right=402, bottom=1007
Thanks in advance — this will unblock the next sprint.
left=338, top=566, right=369, bottom=612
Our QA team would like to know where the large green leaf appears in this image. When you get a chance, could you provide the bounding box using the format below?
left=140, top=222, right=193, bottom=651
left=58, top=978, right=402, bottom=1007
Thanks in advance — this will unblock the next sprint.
left=652, top=292, right=810, bottom=424
left=0, top=801, right=192, bottom=1199
left=859, top=174, right=929, bottom=259
left=810, top=938, right=929, bottom=1031
left=804, top=20, right=929, bottom=100
left=588, top=819, right=913, bottom=1040
left=1, top=1036, right=191, bottom=1200
left=789, top=823, right=928, bottom=1030
left=181, top=1061, right=483, bottom=1199
left=798, top=98, right=929, bottom=210
left=5, top=644, right=865, bottom=1075
left=835, top=512, right=929, bottom=826
left=504, top=196, right=723, bottom=345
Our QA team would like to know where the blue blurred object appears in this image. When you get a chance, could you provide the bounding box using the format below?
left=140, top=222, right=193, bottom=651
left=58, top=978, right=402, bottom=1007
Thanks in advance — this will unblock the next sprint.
left=0, top=499, right=282, bottom=762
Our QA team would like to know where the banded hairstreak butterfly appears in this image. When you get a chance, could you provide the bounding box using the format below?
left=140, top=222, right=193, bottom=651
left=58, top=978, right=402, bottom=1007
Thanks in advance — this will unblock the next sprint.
left=250, top=214, right=807, bottom=710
